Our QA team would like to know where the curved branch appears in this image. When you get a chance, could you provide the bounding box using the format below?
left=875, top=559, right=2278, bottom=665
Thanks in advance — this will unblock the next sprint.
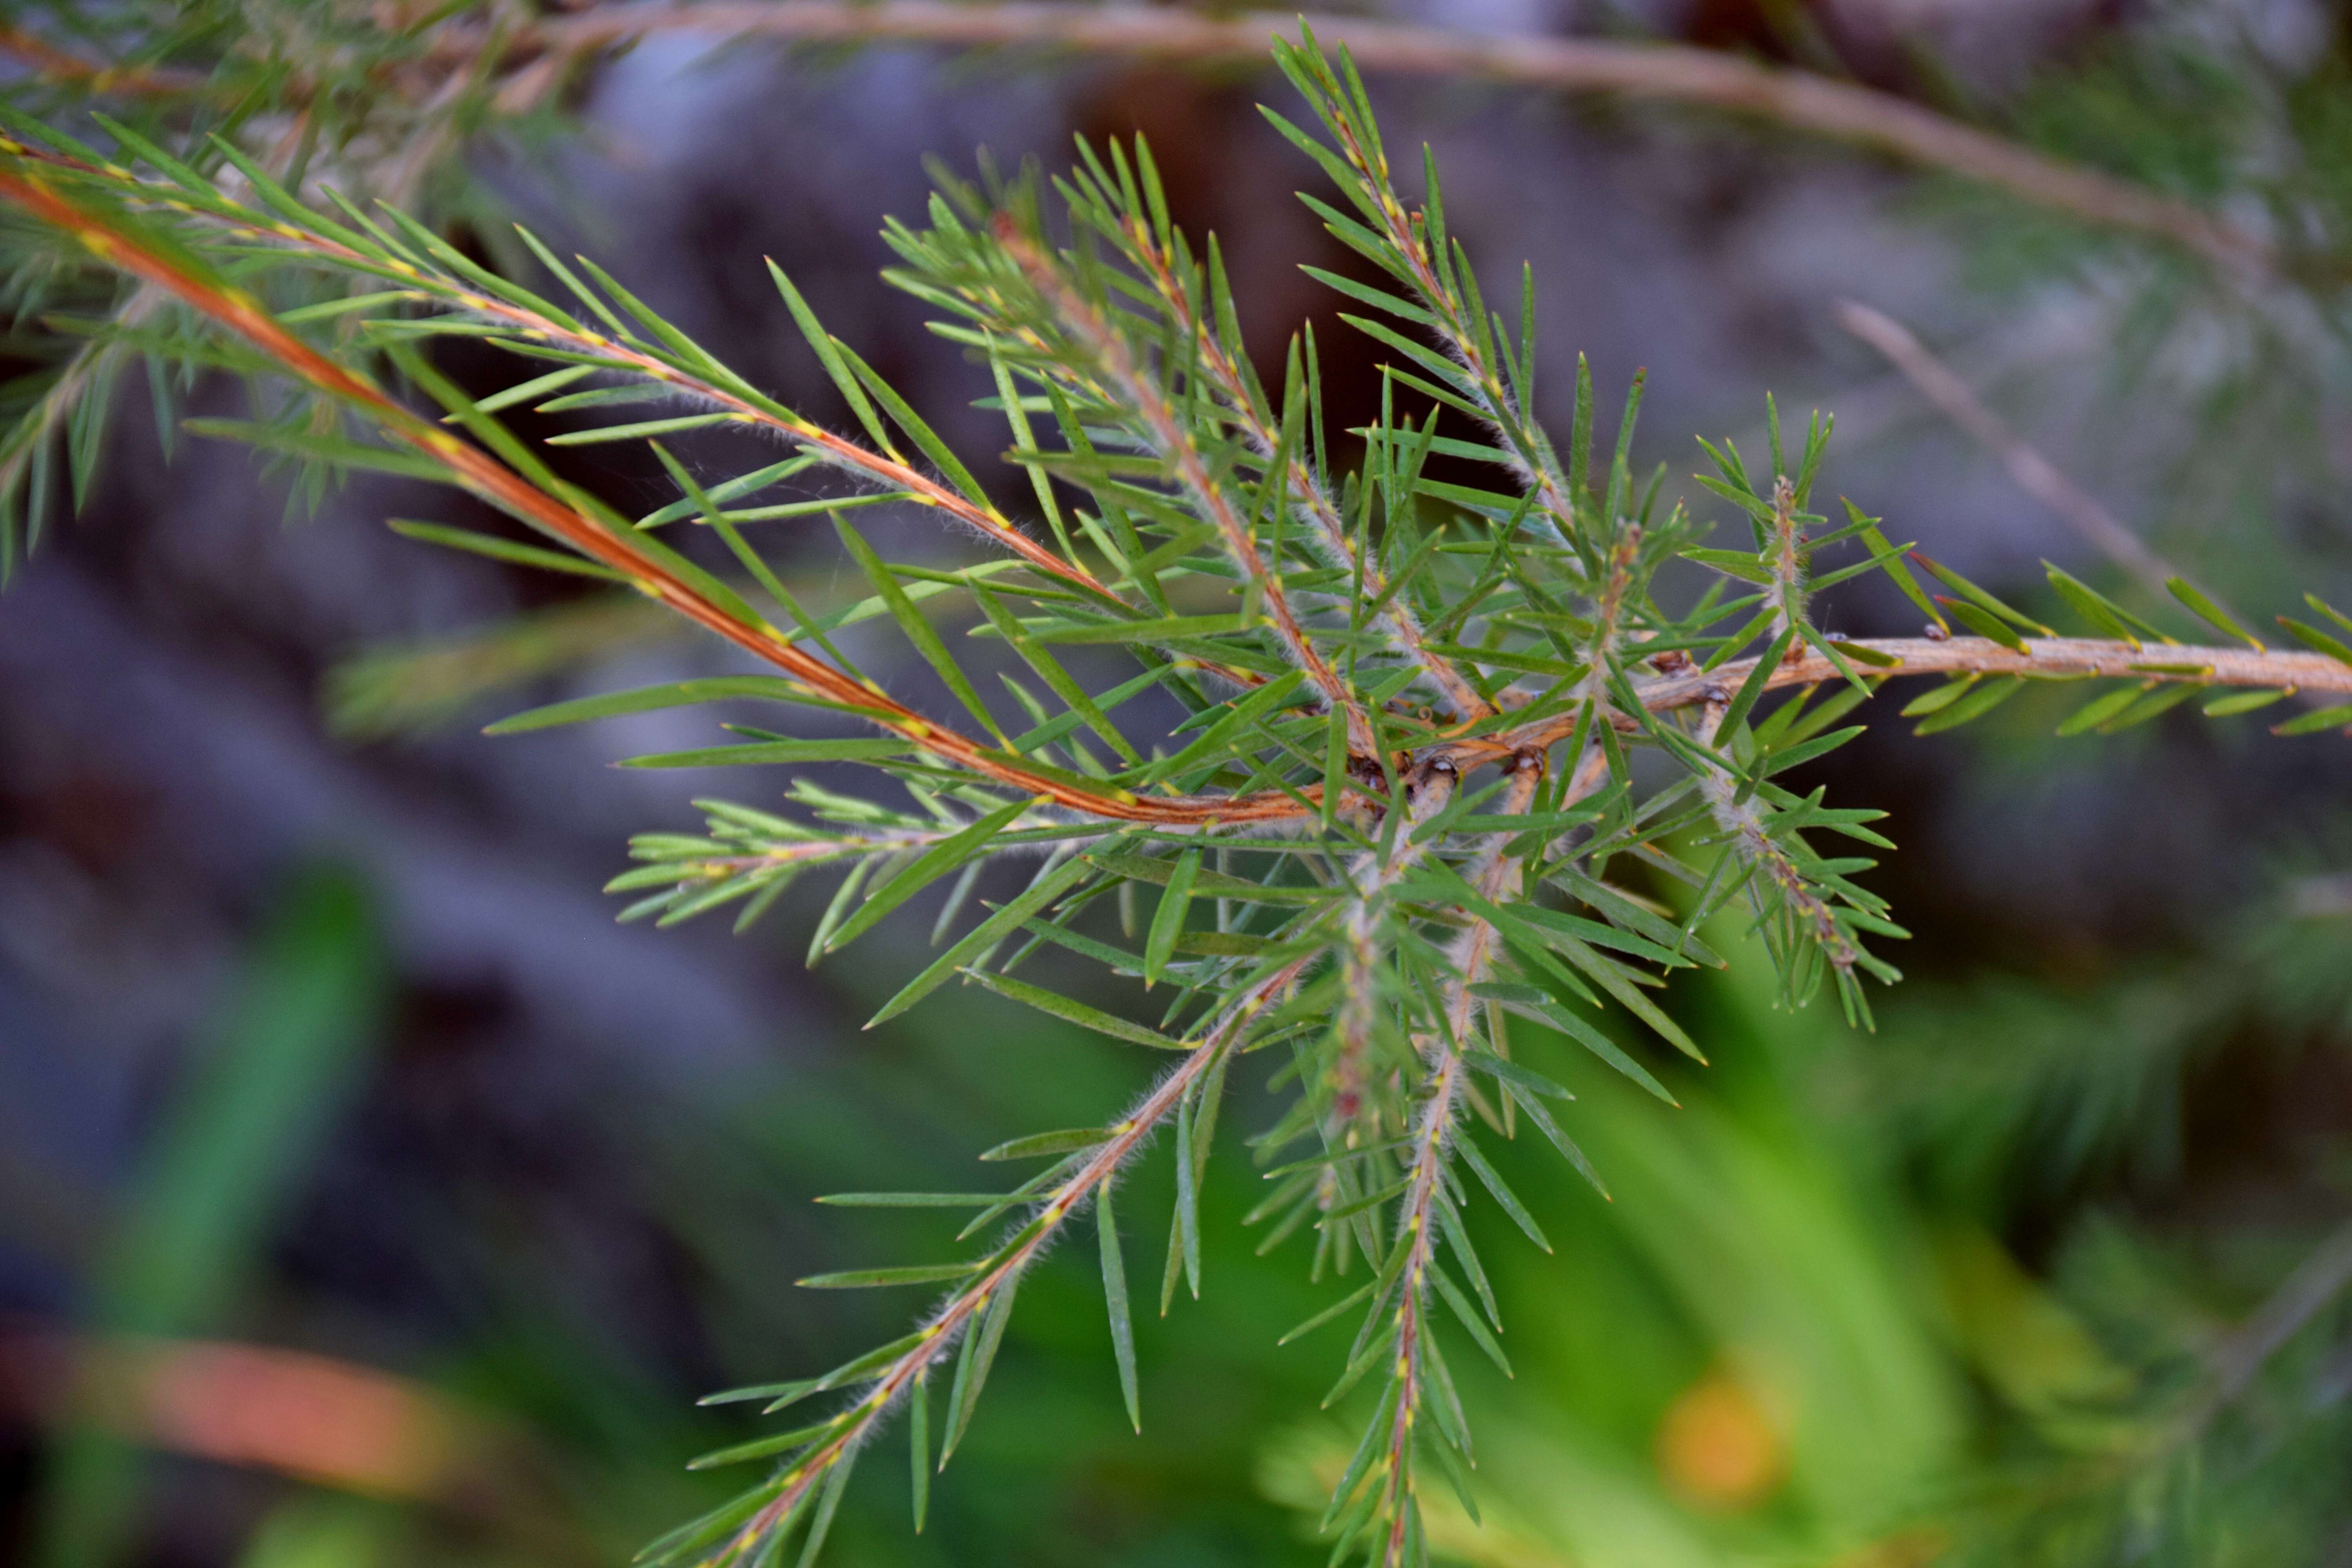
left=523, top=1, right=2272, bottom=279
left=0, top=160, right=1300, bottom=826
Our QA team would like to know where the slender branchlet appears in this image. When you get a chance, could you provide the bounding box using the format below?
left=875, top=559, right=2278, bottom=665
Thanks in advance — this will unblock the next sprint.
left=1695, top=698, right=1862, bottom=997
left=1270, top=36, right=1579, bottom=546
left=996, top=220, right=1377, bottom=758
left=1374, top=756, right=1539, bottom=1564
left=1330, top=760, right=1463, bottom=1136
left=1089, top=188, right=1491, bottom=721
left=714, top=953, right=1314, bottom=1564
left=1764, top=476, right=1807, bottom=648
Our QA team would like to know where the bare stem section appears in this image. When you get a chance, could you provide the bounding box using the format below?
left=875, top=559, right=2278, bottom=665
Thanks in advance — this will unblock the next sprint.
left=519, top=2, right=2270, bottom=277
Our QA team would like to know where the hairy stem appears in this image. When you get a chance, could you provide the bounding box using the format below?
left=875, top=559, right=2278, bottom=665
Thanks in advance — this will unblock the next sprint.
left=1000, top=221, right=1377, bottom=757
left=1693, top=699, right=1855, bottom=971
left=721, top=953, right=1314, bottom=1562
left=1454, top=635, right=2352, bottom=769
left=1376, top=756, right=1539, bottom=1564
left=1112, top=212, right=1490, bottom=722
left=1331, top=759, right=1463, bottom=1134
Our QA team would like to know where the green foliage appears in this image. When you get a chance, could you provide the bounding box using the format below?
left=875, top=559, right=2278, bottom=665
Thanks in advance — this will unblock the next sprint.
left=9, top=12, right=2352, bottom=1568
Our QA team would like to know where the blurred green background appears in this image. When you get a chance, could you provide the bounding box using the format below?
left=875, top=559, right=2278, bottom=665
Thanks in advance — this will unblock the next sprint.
left=6, top=2, right=2352, bottom=1565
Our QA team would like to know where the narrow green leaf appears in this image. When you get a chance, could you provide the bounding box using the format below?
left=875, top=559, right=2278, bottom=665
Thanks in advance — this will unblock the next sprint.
left=684, top=1416, right=845, bottom=1470
left=2274, top=703, right=2352, bottom=737
left=2278, top=616, right=2352, bottom=667
left=814, top=1192, right=1012, bottom=1208
left=1913, top=674, right=2023, bottom=735
left=543, top=412, right=735, bottom=446
left=1504, top=1083, right=1610, bottom=1200
left=1029, top=613, right=1253, bottom=644
left=767, top=259, right=893, bottom=453
left=836, top=339, right=994, bottom=509
left=1899, top=676, right=1976, bottom=718
left=1170, top=1083, right=1202, bottom=1301
left=2044, top=563, right=2160, bottom=648
left=486, top=677, right=807, bottom=734
left=1911, top=553, right=2048, bottom=633
left=834, top=515, right=1005, bottom=741
left=1453, top=1135, right=1551, bottom=1253
left=795, top=1448, right=856, bottom=1568
left=796, top=1262, right=981, bottom=1289
left=909, top=1373, right=931, bottom=1532
left=978, top=1127, right=1105, bottom=1162
left=2057, top=683, right=2142, bottom=736
left=868, top=855, right=1096, bottom=1027
left=941, top=1277, right=1017, bottom=1463
left=1099, top=1184, right=1141, bottom=1432
left=2097, top=681, right=2202, bottom=732
left=2168, top=577, right=2261, bottom=648
left=826, top=800, right=1029, bottom=953
left=1428, top=1260, right=1512, bottom=1378
left=2202, top=688, right=2290, bottom=715
left=963, top=969, right=1189, bottom=1049
left=1942, top=599, right=2029, bottom=653
left=618, top=739, right=911, bottom=768
left=1143, top=850, right=1199, bottom=987
left=387, top=519, right=624, bottom=582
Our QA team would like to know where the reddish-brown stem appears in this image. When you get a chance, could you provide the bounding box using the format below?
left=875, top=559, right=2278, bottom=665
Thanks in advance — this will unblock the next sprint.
left=4, top=133, right=1113, bottom=600
left=0, top=162, right=1289, bottom=825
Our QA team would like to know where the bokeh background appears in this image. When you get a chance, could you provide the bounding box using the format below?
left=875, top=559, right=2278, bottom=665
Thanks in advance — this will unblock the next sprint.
left=6, top=2, right=2352, bottom=1564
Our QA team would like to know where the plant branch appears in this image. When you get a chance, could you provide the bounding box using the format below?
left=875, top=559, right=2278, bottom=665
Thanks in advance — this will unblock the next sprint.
left=1331, top=758, right=1463, bottom=1132
left=999, top=220, right=1378, bottom=756
left=1377, top=755, right=1539, bottom=1564
left=1107, top=209, right=1490, bottom=722
left=0, top=159, right=1307, bottom=826
left=1835, top=300, right=2183, bottom=603
left=1694, top=698, right=1856, bottom=972
left=512, top=2, right=2272, bottom=278
left=720, top=953, right=1314, bottom=1563
left=1455, top=634, right=2352, bottom=767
